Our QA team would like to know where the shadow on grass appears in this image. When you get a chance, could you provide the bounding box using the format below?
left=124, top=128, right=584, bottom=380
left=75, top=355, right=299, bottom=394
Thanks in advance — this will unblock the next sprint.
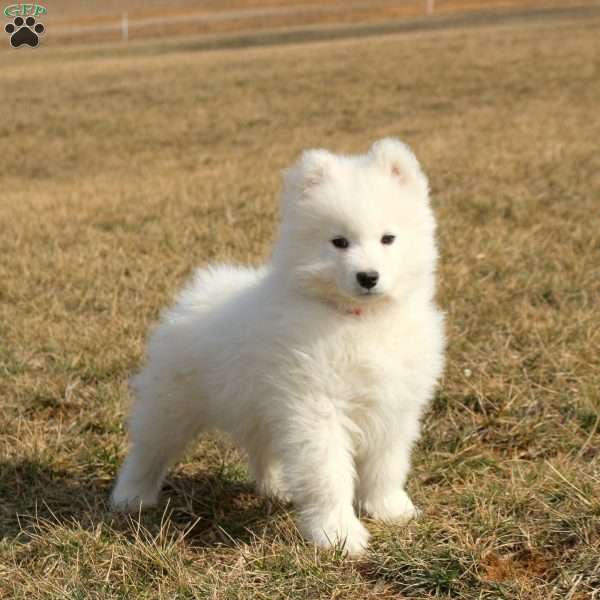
left=0, top=459, right=284, bottom=547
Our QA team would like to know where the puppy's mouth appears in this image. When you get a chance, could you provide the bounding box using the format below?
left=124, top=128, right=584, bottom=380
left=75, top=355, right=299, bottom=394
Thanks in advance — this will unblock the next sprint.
left=354, top=287, right=385, bottom=299
left=337, top=287, right=391, bottom=316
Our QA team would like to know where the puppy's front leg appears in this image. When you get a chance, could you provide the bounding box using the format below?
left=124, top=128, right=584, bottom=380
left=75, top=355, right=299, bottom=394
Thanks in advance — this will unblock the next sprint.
left=357, top=411, right=421, bottom=524
left=275, top=401, right=369, bottom=555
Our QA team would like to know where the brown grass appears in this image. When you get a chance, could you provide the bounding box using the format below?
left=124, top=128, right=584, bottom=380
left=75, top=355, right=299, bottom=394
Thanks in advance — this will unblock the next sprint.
left=1, top=12, right=599, bottom=599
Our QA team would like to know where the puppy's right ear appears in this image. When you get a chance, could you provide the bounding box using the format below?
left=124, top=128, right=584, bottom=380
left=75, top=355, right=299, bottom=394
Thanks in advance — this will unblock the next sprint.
left=284, top=148, right=337, bottom=193
left=370, top=138, right=429, bottom=197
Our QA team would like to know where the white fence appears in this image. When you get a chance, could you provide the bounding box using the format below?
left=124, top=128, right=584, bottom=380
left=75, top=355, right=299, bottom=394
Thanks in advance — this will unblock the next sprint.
left=49, top=0, right=435, bottom=41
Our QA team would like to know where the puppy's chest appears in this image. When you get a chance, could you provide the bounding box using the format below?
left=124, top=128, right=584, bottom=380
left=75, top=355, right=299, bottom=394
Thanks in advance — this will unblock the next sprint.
left=305, top=333, right=399, bottom=402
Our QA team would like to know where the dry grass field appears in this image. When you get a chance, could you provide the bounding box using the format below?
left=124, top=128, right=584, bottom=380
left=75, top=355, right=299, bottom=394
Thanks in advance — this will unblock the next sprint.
left=1, top=11, right=600, bottom=600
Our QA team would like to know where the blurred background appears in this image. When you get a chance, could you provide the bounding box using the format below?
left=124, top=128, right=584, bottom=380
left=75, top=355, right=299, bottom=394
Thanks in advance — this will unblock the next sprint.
left=38, top=0, right=600, bottom=45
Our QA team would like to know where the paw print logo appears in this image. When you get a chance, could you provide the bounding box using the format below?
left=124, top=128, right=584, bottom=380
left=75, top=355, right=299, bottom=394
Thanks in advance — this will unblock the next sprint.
left=5, top=16, right=45, bottom=48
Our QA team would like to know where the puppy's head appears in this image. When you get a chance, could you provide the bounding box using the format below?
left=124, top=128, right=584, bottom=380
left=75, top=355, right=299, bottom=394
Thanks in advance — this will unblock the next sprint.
left=273, top=138, right=438, bottom=310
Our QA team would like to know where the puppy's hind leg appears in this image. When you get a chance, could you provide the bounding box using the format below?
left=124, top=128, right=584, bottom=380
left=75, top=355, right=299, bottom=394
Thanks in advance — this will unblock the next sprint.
left=111, top=370, right=203, bottom=512
left=246, top=438, right=289, bottom=503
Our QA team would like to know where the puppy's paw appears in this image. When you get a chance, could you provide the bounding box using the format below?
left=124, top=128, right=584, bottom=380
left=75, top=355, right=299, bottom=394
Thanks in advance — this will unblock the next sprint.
left=111, top=482, right=159, bottom=512
left=361, top=489, right=419, bottom=524
left=255, top=473, right=290, bottom=504
left=299, top=510, right=370, bottom=556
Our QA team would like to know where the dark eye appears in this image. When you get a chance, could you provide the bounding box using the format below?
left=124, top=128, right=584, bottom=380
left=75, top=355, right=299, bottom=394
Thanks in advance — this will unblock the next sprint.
left=381, top=234, right=396, bottom=245
left=331, top=236, right=349, bottom=249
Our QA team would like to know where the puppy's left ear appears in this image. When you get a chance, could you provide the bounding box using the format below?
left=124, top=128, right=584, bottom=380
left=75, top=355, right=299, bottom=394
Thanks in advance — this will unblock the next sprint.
left=370, top=138, right=429, bottom=196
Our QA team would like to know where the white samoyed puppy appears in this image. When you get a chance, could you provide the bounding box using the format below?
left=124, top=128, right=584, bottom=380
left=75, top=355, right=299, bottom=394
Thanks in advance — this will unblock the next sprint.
left=112, top=138, right=445, bottom=555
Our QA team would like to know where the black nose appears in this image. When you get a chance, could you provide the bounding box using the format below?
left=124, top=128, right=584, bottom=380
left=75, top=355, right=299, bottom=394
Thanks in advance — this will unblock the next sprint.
left=356, top=270, right=379, bottom=289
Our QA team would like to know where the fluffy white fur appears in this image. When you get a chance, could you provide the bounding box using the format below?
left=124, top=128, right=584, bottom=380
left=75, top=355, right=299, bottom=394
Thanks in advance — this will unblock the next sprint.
left=112, top=138, right=445, bottom=555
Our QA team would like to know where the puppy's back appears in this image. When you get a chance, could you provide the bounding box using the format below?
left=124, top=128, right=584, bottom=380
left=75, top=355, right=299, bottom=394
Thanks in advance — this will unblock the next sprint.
left=169, top=264, right=268, bottom=325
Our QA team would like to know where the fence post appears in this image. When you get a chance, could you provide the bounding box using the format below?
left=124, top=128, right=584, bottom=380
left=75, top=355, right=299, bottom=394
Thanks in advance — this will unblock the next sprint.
left=121, top=11, right=129, bottom=41
left=426, top=0, right=434, bottom=15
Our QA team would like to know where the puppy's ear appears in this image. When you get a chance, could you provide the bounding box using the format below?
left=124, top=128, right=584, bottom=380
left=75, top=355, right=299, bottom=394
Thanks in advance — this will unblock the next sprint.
left=370, top=138, right=429, bottom=195
left=284, top=148, right=337, bottom=193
